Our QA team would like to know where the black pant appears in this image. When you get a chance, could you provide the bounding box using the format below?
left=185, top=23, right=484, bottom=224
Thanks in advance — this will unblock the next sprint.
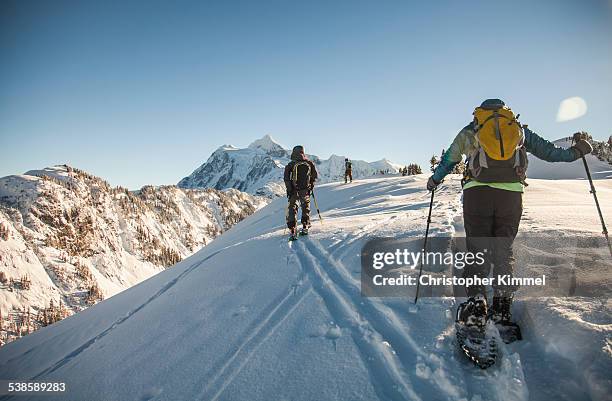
left=462, top=186, right=522, bottom=297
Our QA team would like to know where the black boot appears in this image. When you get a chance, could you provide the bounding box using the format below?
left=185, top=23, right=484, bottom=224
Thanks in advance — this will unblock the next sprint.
left=489, top=294, right=513, bottom=324
left=489, top=291, right=522, bottom=343
left=288, top=226, right=298, bottom=241
left=456, top=295, right=488, bottom=330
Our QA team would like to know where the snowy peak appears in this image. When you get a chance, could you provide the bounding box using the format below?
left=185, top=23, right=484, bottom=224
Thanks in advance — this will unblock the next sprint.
left=179, top=135, right=404, bottom=196
left=216, top=144, right=240, bottom=152
left=248, top=134, right=285, bottom=153
left=24, top=166, right=72, bottom=183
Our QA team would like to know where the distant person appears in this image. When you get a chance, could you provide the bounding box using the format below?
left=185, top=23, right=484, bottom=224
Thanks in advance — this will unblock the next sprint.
left=344, top=158, right=353, bottom=183
left=284, top=145, right=318, bottom=240
left=427, top=98, right=592, bottom=342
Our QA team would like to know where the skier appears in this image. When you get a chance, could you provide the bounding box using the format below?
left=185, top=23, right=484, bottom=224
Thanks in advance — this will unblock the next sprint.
left=344, top=158, right=353, bottom=183
left=285, top=145, right=318, bottom=240
left=427, top=99, right=593, bottom=345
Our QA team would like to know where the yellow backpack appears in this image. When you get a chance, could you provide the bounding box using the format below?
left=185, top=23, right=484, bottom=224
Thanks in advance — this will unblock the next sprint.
left=468, top=99, right=528, bottom=183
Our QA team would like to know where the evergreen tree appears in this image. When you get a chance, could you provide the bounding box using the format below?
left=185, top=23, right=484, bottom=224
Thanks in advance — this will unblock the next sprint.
left=430, top=155, right=439, bottom=173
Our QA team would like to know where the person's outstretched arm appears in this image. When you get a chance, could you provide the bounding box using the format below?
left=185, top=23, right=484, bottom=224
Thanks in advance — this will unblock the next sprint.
left=524, top=128, right=582, bottom=162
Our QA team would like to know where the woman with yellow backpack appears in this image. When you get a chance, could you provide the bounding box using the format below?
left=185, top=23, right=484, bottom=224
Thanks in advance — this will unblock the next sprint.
left=426, top=98, right=592, bottom=366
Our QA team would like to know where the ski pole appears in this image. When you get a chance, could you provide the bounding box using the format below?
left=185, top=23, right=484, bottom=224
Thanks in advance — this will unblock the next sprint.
left=311, top=189, right=323, bottom=224
left=414, top=187, right=435, bottom=304
left=580, top=155, right=612, bottom=258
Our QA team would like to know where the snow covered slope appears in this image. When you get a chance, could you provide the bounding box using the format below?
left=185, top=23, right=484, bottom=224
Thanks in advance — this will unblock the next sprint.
left=178, top=134, right=403, bottom=196
left=0, top=166, right=264, bottom=346
left=528, top=138, right=612, bottom=180
left=0, top=175, right=610, bottom=401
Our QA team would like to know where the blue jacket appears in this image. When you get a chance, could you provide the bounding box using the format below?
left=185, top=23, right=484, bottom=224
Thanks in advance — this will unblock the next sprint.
left=432, top=123, right=580, bottom=183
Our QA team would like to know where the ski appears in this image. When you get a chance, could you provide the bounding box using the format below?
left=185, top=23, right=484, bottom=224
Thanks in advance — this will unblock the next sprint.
left=455, top=321, right=498, bottom=369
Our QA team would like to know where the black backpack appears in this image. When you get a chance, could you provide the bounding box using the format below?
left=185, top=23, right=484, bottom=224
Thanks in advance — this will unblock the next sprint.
left=290, top=161, right=312, bottom=190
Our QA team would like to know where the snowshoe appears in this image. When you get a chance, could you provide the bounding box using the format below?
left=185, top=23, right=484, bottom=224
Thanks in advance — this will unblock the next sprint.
left=288, top=228, right=299, bottom=242
left=299, top=226, right=309, bottom=236
left=455, top=296, right=498, bottom=369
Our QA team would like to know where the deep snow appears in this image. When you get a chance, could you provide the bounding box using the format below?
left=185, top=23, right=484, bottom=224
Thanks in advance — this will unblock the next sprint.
left=0, top=174, right=610, bottom=401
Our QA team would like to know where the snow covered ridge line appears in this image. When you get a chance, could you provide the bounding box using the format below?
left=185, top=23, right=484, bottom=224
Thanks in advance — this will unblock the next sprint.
left=177, top=134, right=407, bottom=196
left=0, top=165, right=266, bottom=347
left=527, top=135, right=612, bottom=180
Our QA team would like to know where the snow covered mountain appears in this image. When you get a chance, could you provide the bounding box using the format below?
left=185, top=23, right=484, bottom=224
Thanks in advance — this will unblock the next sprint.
left=527, top=136, right=612, bottom=180
left=1, top=174, right=610, bottom=401
left=0, top=165, right=265, bottom=346
left=178, top=134, right=403, bottom=196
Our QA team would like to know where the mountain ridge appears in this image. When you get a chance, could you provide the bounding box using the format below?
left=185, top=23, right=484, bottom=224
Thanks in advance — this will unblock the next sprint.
left=0, top=165, right=265, bottom=346
left=178, top=134, right=404, bottom=196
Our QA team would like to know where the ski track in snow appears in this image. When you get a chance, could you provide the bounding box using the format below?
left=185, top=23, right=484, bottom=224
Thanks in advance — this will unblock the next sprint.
left=201, top=286, right=313, bottom=401
left=295, top=239, right=421, bottom=401
left=28, top=253, right=221, bottom=380
left=197, top=243, right=313, bottom=400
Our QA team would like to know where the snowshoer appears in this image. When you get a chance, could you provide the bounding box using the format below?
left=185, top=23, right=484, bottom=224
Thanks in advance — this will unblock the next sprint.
left=344, top=158, right=353, bottom=183
left=285, top=145, right=318, bottom=239
left=427, top=99, right=593, bottom=347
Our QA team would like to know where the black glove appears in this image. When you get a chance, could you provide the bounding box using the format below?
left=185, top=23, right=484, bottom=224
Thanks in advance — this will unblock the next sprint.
left=287, top=190, right=293, bottom=199
left=571, top=139, right=593, bottom=157
left=427, top=176, right=439, bottom=191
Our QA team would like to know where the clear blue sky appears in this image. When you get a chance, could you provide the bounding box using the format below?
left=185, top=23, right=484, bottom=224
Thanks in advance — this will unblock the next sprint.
left=1, top=0, right=611, bottom=189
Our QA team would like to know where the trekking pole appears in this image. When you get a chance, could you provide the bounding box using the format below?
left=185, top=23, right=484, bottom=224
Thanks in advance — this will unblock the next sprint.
left=580, top=155, right=612, bottom=258
left=572, top=132, right=612, bottom=258
left=311, top=189, right=323, bottom=224
left=414, top=187, right=435, bottom=304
